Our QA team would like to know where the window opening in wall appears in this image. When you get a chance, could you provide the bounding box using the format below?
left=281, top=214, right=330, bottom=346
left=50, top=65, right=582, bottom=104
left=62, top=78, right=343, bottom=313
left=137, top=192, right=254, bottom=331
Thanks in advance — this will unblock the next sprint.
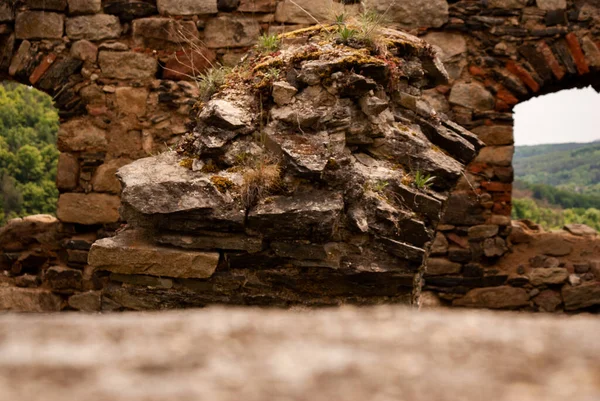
left=0, top=81, right=59, bottom=225
left=512, top=86, right=600, bottom=232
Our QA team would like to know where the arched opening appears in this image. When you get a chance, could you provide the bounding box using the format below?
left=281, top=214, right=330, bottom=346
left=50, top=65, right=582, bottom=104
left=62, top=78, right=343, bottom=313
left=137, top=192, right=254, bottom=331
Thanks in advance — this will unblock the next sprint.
left=0, top=81, right=59, bottom=225
left=512, top=85, right=600, bottom=232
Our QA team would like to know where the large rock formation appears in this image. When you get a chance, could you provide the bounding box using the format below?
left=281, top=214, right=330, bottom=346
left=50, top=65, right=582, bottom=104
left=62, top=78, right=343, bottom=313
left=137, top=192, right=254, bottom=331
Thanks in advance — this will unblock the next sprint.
left=88, top=24, right=483, bottom=309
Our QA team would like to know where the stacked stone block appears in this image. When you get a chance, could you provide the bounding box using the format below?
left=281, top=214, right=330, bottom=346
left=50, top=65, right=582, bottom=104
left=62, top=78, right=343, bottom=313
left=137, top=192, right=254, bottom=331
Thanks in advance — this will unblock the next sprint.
left=0, top=0, right=598, bottom=311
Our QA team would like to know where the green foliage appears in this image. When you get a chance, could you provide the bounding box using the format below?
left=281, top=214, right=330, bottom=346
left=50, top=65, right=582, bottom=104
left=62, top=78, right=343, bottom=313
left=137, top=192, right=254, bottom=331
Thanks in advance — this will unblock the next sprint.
left=512, top=198, right=600, bottom=232
left=0, top=81, right=59, bottom=225
left=514, top=141, right=600, bottom=197
left=413, top=171, right=435, bottom=189
left=257, top=33, right=280, bottom=53
left=197, top=66, right=231, bottom=101
left=336, top=25, right=358, bottom=43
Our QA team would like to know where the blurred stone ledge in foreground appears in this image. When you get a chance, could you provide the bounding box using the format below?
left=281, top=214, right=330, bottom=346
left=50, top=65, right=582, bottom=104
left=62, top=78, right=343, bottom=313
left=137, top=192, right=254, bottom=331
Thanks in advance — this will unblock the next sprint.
left=0, top=306, right=599, bottom=401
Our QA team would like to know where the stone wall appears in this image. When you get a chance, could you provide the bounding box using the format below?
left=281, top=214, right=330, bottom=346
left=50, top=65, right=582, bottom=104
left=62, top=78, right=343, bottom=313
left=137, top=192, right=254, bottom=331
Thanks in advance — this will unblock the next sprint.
left=0, top=0, right=599, bottom=312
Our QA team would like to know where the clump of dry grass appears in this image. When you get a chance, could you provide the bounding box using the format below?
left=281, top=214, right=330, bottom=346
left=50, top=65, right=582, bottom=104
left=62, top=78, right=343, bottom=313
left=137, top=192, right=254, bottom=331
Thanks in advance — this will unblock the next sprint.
left=241, top=156, right=282, bottom=210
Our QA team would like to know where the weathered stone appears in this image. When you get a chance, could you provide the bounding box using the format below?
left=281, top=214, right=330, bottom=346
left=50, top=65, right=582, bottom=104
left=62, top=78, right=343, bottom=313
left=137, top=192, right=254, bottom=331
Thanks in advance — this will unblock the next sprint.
left=430, top=232, right=448, bottom=255
left=98, top=51, right=158, bottom=79
left=0, top=287, right=62, bottom=312
left=115, top=87, right=148, bottom=117
left=442, top=191, right=486, bottom=226
left=217, top=0, right=240, bottom=11
left=68, top=0, right=102, bottom=14
left=163, top=47, right=216, bottom=80
left=359, top=95, right=389, bottom=116
left=70, top=39, right=98, bottom=62
left=25, top=0, right=67, bottom=10
left=488, top=0, right=527, bottom=8
left=563, top=223, right=597, bottom=236
left=157, top=0, right=218, bottom=15
left=15, top=11, right=64, bottom=39
left=473, top=146, right=514, bottom=167
left=369, top=0, right=448, bottom=29
left=422, top=32, right=466, bottom=61
left=68, top=291, right=102, bottom=312
left=89, top=230, right=219, bottom=279
left=203, top=16, right=260, bottom=48
left=533, top=290, right=562, bottom=312
left=56, top=152, right=80, bottom=190
left=508, top=220, right=534, bottom=244
left=453, top=286, right=529, bottom=309
left=92, top=158, right=130, bottom=193
left=536, top=0, right=566, bottom=10
left=66, top=15, right=121, bottom=41
left=239, top=0, right=276, bottom=12
left=200, top=99, right=251, bottom=130
left=543, top=257, right=560, bottom=269
left=275, top=0, right=346, bottom=24
left=46, top=265, right=83, bottom=290
left=581, top=36, right=600, bottom=68
left=426, top=258, right=462, bottom=276
left=110, top=274, right=173, bottom=288
left=0, top=215, right=60, bottom=252
left=0, top=3, right=14, bottom=22
left=57, top=118, right=107, bottom=152
left=157, top=232, right=263, bottom=253
left=529, top=267, right=569, bottom=286
left=132, top=17, right=198, bottom=44
left=483, top=237, right=507, bottom=257
left=562, top=281, right=600, bottom=310
left=590, top=261, right=600, bottom=279
left=272, top=81, right=297, bottom=106
left=471, top=125, right=514, bottom=146
left=568, top=274, right=582, bottom=286
left=248, top=191, right=344, bottom=241
left=468, top=225, right=499, bottom=240
left=537, top=234, right=573, bottom=256
left=449, top=82, right=495, bottom=111
left=57, top=193, right=120, bottom=224
left=117, top=153, right=244, bottom=225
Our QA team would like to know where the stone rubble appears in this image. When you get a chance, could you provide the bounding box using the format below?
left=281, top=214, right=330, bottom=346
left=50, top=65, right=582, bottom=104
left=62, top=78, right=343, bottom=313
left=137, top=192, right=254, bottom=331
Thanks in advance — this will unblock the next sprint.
left=88, top=25, right=484, bottom=309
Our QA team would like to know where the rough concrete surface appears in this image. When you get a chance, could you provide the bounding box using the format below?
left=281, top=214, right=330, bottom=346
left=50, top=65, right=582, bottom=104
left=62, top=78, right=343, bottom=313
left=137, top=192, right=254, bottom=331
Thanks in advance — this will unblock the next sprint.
left=0, top=307, right=598, bottom=401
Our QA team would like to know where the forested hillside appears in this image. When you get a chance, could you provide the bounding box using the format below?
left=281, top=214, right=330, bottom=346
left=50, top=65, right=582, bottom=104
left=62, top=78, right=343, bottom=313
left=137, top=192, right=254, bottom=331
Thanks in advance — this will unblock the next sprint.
left=513, top=141, right=600, bottom=231
left=514, top=141, right=600, bottom=196
left=0, top=82, right=59, bottom=225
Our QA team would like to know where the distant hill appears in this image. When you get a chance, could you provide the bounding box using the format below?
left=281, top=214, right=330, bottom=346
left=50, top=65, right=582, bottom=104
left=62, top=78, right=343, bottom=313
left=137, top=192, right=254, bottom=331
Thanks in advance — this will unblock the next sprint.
left=514, top=140, right=600, bottom=196
left=512, top=141, right=600, bottom=231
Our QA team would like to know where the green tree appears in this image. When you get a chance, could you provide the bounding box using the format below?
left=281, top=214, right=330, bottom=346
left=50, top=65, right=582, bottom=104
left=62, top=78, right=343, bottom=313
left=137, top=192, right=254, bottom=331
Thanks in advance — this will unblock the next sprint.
left=0, top=81, right=59, bottom=225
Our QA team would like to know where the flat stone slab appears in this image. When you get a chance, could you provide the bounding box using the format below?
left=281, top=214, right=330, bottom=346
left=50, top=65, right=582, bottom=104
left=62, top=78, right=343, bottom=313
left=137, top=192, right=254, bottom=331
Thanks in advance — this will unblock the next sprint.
left=0, top=307, right=599, bottom=401
left=88, top=230, right=219, bottom=279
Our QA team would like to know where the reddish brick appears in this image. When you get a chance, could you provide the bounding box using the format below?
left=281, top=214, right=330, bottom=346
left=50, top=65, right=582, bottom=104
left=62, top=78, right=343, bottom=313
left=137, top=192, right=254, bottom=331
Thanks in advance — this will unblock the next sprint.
left=536, top=41, right=565, bottom=80
left=565, top=33, right=590, bottom=75
left=162, top=48, right=216, bottom=81
left=29, top=53, right=56, bottom=85
left=87, top=105, right=108, bottom=116
left=495, top=99, right=510, bottom=112
left=469, top=65, right=487, bottom=77
left=493, top=203, right=511, bottom=216
left=496, top=88, right=518, bottom=108
left=447, top=233, right=469, bottom=249
left=506, top=61, right=540, bottom=92
left=481, top=181, right=512, bottom=192
left=436, top=85, right=451, bottom=95
left=468, top=163, right=490, bottom=174
left=492, top=192, right=512, bottom=202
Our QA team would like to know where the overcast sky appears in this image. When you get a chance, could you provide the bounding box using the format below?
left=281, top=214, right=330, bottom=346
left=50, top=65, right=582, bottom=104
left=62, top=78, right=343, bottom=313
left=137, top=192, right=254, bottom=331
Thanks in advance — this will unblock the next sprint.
left=514, top=85, right=600, bottom=146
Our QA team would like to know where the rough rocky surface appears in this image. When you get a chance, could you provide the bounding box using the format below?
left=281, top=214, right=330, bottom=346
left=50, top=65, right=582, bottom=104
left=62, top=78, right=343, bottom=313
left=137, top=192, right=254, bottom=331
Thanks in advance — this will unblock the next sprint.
left=1, top=0, right=600, bottom=313
left=0, top=307, right=599, bottom=400
left=97, top=24, right=484, bottom=308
